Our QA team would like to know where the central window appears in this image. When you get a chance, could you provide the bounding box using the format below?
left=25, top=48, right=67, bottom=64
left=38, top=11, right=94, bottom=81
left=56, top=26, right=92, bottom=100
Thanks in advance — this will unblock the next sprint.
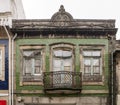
left=51, top=44, right=74, bottom=72
left=50, top=44, right=74, bottom=87
left=53, top=48, right=73, bottom=71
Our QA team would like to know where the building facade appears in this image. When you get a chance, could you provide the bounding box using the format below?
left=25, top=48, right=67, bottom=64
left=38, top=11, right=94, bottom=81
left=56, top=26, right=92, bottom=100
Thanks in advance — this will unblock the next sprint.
left=0, top=26, right=9, bottom=105
left=10, top=5, right=117, bottom=105
left=0, top=0, right=25, bottom=105
left=0, top=0, right=25, bottom=27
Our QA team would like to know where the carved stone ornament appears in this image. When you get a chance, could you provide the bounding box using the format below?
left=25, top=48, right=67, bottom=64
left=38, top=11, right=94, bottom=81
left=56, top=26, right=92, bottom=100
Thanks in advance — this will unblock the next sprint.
left=50, top=5, right=74, bottom=27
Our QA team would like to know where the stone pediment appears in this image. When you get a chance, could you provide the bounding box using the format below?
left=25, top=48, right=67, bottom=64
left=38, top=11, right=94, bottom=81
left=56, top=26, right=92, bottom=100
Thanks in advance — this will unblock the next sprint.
left=50, top=5, right=75, bottom=27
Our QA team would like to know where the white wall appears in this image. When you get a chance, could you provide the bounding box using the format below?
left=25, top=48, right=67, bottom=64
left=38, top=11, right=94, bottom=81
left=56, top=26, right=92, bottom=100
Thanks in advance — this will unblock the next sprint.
left=0, top=0, right=25, bottom=27
left=11, top=0, right=25, bottom=19
left=0, top=0, right=11, bottom=12
left=0, top=0, right=25, bottom=19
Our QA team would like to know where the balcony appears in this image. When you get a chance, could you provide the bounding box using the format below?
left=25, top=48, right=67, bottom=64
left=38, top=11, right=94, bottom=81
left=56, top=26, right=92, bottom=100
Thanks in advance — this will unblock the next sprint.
left=43, top=71, right=82, bottom=93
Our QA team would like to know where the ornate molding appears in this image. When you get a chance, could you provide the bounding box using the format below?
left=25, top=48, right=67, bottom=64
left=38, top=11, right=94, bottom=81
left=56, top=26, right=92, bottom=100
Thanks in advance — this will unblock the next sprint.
left=12, top=5, right=116, bottom=29
left=50, top=5, right=75, bottom=27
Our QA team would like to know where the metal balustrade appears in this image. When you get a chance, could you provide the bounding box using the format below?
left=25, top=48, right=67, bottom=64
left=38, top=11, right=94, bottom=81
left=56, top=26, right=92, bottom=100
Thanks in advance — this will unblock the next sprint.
left=43, top=71, right=82, bottom=92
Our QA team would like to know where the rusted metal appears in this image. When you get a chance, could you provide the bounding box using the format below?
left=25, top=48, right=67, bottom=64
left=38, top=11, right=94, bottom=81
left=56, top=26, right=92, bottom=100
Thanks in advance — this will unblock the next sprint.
left=43, top=71, right=82, bottom=92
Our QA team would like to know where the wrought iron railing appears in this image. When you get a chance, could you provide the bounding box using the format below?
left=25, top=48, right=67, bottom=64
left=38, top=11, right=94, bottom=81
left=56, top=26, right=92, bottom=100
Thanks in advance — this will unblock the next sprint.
left=43, top=71, right=82, bottom=91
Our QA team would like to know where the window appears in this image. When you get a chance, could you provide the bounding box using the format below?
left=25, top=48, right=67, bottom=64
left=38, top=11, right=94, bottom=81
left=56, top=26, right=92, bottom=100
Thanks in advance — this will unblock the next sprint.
left=53, top=48, right=73, bottom=71
left=83, top=50, right=102, bottom=76
left=0, top=46, right=5, bottom=81
left=51, top=44, right=74, bottom=86
left=23, top=50, right=42, bottom=76
left=20, top=46, right=45, bottom=85
left=80, top=46, right=104, bottom=83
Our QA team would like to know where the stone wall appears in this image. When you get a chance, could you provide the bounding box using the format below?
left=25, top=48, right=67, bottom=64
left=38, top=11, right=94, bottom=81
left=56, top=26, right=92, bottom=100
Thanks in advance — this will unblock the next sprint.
left=15, top=96, right=108, bottom=105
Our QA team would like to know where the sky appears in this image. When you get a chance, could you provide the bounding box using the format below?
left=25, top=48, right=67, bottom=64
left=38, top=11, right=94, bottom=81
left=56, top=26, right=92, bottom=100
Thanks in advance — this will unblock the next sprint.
left=21, top=0, right=120, bottom=39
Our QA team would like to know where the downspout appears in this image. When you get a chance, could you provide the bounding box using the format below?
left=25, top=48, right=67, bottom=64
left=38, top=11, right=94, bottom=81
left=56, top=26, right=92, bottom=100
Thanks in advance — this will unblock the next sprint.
left=3, top=26, right=12, bottom=105
left=11, top=33, right=17, bottom=105
left=110, top=35, right=115, bottom=105
left=111, top=51, right=114, bottom=105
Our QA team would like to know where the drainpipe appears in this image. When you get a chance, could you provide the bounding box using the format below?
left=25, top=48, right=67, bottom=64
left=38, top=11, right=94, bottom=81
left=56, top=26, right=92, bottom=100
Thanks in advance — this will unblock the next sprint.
left=111, top=51, right=114, bottom=105
left=11, top=33, right=17, bottom=105
left=3, top=26, right=12, bottom=105
left=110, top=35, right=115, bottom=105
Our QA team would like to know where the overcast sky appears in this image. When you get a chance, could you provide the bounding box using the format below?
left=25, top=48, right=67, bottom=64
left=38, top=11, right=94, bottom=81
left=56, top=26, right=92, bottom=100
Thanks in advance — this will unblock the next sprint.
left=21, top=0, right=120, bottom=39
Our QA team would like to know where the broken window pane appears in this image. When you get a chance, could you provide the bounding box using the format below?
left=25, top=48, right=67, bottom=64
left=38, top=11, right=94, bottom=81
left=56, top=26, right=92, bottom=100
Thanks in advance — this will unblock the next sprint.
left=23, top=58, right=34, bottom=75
left=22, top=49, right=42, bottom=81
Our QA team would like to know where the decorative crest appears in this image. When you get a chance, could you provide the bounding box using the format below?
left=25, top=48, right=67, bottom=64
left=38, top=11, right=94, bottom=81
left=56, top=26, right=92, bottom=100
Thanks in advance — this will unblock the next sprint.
left=59, top=5, right=65, bottom=13
left=50, top=5, right=74, bottom=27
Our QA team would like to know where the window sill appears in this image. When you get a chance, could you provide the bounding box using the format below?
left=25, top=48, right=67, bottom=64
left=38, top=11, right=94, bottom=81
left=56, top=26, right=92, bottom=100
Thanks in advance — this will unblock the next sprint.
left=82, top=82, right=104, bottom=86
left=20, top=81, right=43, bottom=86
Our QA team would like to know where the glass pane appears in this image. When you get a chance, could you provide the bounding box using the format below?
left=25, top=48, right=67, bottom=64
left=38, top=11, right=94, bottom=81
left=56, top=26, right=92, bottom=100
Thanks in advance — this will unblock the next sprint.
left=34, top=67, right=41, bottom=74
left=84, top=58, right=91, bottom=65
left=84, top=58, right=91, bottom=74
left=64, top=59, right=72, bottom=71
left=92, top=51, right=101, bottom=56
left=62, top=50, right=72, bottom=57
left=24, top=58, right=33, bottom=75
left=23, top=51, right=34, bottom=57
left=83, top=51, right=92, bottom=56
left=53, top=59, right=61, bottom=67
left=93, top=66, right=100, bottom=74
left=93, top=59, right=99, bottom=66
left=23, top=50, right=41, bottom=57
left=84, top=66, right=91, bottom=74
left=54, top=50, right=62, bottom=57
left=35, top=59, right=41, bottom=66
left=54, top=50, right=72, bottom=57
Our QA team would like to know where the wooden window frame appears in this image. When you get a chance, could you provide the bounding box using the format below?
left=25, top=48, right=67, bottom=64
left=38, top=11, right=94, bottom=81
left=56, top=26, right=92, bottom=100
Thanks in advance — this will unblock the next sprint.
left=80, top=45, right=105, bottom=85
left=19, top=45, right=45, bottom=86
left=50, top=44, right=75, bottom=72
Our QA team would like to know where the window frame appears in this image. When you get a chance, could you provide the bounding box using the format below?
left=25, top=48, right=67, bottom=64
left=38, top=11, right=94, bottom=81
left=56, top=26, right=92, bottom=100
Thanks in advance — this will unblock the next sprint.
left=0, top=45, right=5, bottom=81
left=50, top=44, right=75, bottom=72
left=83, top=50, right=102, bottom=75
left=80, top=45, right=105, bottom=85
left=19, top=45, right=45, bottom=86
